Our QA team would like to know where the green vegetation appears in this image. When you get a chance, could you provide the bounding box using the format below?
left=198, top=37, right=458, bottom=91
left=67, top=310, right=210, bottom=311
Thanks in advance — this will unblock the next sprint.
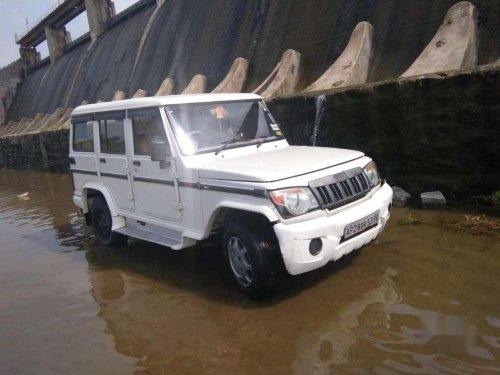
left=398, top=211, right=419, bottom=225
left=490, top=191, right=500, bottom=206
left=472, top=191, right=500, bottom=209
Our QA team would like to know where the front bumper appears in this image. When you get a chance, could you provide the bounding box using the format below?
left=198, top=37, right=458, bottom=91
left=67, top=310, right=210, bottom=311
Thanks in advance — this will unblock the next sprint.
left=73, top=194, right=84, bottom=210
left=273, top=182, right=393, bottom=275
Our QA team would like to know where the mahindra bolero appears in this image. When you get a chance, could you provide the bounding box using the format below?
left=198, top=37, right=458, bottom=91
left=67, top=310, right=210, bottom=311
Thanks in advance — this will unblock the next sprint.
left=70, top=93, right=393, bottom=297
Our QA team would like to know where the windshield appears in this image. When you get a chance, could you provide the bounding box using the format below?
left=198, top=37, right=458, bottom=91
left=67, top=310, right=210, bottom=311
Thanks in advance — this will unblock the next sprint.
left=166, top=100, right=283, bottom=155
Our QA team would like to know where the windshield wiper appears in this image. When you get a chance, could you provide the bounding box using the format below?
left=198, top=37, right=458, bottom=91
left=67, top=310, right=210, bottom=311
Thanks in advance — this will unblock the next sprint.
left=215, top=134, right=239, bottom=155
left=215, top=134, right=282, bottom=154
left=256, top=135, right=282, bottom=148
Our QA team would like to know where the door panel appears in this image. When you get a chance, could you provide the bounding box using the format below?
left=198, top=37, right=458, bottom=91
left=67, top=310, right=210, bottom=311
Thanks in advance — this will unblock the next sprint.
left=130, top=157, right=180, bottom=221
left=97, top=117, right=134, bottom=212
left=128, top=109, right=180, bottom=222
left=98, top=155, right=134, bottom=212
left=70, top=120, right=99, bottom=190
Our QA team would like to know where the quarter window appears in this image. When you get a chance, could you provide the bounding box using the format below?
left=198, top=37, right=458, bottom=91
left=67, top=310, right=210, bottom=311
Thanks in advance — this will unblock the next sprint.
left=99, top=119, right=125, bottom=154
left=131, top=112, right=168, bottom=156
left=73, top=121, right=94, bottom=152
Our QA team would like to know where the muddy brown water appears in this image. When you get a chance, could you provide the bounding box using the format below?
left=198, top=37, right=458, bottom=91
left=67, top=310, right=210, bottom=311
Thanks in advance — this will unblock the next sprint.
left=0, top=168, right=499, bottom=374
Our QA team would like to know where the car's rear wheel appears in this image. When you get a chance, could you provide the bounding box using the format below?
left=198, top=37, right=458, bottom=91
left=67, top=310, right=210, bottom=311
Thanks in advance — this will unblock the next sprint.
left=223, top=221, right=279, bottom=298
left=91, top=198, right=127, bottom=246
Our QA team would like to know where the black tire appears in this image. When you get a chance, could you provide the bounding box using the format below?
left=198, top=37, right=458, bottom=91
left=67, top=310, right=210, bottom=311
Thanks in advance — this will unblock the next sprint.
left=90, top=198, right=127, bottom=246
left=222, top=221, right=279, bottom=298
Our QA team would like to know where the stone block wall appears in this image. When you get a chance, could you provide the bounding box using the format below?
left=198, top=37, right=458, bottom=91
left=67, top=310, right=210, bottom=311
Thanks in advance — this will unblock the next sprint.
left=268, top=67, right=500, bottom=198
left=0, top=129, right=69, bottom=172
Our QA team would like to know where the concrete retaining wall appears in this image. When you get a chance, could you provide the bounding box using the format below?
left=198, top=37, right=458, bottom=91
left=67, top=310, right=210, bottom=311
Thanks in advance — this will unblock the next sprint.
left=268, top=67, right=500, bottom=197
left=0, top=129, right=69, bottom=172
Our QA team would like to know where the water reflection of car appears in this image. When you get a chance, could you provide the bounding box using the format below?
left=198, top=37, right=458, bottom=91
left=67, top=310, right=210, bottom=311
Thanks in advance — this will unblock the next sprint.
left=69, top=93, right=393, bottom=297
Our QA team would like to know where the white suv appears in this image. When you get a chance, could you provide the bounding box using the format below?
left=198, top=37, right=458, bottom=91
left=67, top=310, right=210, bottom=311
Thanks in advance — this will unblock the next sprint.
left=70, top=93, right=393, bottom=297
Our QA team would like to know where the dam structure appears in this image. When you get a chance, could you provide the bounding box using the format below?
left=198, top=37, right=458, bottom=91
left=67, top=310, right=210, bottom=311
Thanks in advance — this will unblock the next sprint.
left=0, top=0, right=499, bottom=198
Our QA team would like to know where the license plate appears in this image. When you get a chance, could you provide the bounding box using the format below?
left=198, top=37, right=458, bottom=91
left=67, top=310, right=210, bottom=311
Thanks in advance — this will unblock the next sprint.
left=343, top=211, right=379, bottom=240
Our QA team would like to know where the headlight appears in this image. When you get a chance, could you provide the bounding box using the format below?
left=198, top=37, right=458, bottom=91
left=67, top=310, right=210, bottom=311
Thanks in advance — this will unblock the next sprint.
left=269, top=188, right=319, bottom=218
left=363, top=161, right=380, bottom=187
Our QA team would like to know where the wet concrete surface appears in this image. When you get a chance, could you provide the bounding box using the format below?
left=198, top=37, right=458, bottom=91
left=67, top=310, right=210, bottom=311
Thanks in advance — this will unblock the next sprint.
left=0, top=168, right=499, bottom=374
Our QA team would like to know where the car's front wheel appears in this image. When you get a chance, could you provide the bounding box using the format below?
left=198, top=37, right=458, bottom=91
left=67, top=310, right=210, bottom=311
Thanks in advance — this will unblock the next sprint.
left=223, top=221, right=279, bottom=298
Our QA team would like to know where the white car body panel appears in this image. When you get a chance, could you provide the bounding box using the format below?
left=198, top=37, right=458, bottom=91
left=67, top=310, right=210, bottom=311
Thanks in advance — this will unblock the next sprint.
left=198, top=146, right=364, bottom=182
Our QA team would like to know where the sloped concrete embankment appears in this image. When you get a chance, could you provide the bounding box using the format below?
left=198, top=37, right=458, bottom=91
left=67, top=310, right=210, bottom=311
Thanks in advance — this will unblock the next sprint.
left=0, top=59, right=23, bottom=125
left=268, top=67, right=500, bottom=197
left=3, top=0, right=492, bottom=129
left=5, top=0, right=500, bottom=122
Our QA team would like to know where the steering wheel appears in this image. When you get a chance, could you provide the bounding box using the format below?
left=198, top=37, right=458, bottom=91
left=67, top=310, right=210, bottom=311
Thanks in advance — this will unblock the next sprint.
left=186, top=130, right=208, bottom=146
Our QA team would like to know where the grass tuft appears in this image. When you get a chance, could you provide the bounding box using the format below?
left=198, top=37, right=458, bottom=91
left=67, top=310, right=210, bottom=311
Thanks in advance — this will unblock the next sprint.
left=472, top=191, right=500, bottom=209
left=455, top=215, right=500, bottom=235
left=398, top=211, right=420, bottom=225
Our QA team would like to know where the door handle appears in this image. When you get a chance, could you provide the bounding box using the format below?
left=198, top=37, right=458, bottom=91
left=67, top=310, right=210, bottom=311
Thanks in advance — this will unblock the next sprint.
left=99, top=158, right=106, bottom=163
left=133, top=160, right=141, bottom=166
left=160, top=160, right=171, bottom=169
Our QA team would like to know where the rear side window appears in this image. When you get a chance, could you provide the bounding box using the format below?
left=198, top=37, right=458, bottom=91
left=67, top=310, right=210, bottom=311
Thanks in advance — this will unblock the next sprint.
left=131, top=111, right=168, bottom=156
left=99, top=119, right=125, bottom=154
left=73, top=122, right=94, bottom=152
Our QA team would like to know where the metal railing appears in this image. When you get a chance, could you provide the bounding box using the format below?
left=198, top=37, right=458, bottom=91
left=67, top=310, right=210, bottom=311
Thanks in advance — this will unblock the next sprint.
left=15, top=0, right=71, bottom=43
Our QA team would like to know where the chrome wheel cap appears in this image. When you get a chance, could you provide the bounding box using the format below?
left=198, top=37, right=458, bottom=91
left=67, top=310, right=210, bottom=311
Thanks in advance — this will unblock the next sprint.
left=227, top=236, right=253, bottom=287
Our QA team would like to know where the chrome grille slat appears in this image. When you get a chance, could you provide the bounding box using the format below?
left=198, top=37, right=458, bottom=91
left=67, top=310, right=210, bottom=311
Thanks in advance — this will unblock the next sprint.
left=316, top=186, right=328, bottom=205
left=360, top=174, right=369, bottom=190
left=355, top=174, right=365, bottom=190
left=309, top=167, right=371, bottom=210
left=320, top=186, right=332, bottom=204
left=349, top=177, right=359, bottom=194
left=333, top=184, right=344, bottom=200
left=345, top=180, right=353, bottom=195
left=325, top=185, right=337, bottom=203
left=329, top=184, right=340, bottom=201
left=340, top=181, right=350, bottom=196
left=343, top=180, right=352, bottom=195
left=354, top=177, right=362, bottom=193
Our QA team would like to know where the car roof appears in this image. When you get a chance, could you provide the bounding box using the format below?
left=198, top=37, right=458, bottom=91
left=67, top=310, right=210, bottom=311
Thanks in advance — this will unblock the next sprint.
left=72, top=93, right=262, bottom=116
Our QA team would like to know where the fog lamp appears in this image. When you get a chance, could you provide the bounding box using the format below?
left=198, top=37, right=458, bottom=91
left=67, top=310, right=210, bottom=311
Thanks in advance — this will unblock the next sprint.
left=309, top=238, right=323, bottom=255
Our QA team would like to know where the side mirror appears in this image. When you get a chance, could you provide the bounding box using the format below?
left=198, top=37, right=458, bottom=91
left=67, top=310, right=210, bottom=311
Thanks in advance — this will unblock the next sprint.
left=149, top=138, right=169, bottom=162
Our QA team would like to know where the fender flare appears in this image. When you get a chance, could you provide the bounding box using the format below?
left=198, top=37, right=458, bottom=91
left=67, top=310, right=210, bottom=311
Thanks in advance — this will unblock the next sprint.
left=81, top=183, right=117, bottom=215
left=204, top=200, right=279, bottom=238
left=81, top=183, right=126, bottom=231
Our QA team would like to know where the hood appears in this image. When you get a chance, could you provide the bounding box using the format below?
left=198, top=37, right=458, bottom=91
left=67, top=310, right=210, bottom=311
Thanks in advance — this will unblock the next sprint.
left=198, top=146, right=364, bottom=182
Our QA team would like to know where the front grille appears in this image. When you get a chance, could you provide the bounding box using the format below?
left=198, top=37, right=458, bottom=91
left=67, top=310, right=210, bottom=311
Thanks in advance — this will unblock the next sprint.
left=309, top=167, right=371, bottom=209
